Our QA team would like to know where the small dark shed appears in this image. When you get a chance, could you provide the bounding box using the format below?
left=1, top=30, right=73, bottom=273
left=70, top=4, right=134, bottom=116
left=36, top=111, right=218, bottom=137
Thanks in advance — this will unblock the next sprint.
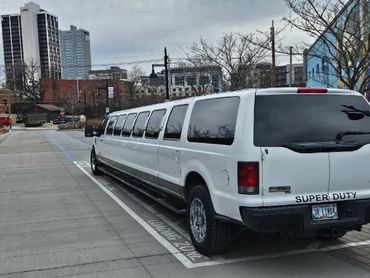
left=23, top=104, right=62, bottom=122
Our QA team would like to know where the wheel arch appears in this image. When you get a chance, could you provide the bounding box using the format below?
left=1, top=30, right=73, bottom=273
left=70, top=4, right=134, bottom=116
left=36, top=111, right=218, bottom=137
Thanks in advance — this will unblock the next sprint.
left=183, top=171, right=209, bottom=202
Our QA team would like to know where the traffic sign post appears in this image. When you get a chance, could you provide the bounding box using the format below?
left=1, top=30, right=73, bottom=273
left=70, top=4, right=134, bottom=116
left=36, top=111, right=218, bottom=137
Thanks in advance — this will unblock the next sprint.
left=108, top=87, right=114, bottom=99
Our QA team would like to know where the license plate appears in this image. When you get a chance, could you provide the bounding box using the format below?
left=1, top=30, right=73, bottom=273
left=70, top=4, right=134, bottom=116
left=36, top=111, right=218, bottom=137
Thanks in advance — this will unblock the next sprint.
left=312, top=203, right=338, bottom=221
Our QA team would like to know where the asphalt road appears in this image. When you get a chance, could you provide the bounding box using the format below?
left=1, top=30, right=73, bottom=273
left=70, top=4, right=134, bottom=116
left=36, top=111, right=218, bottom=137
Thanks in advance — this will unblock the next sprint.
left=1, top=129, right=370, bottom=277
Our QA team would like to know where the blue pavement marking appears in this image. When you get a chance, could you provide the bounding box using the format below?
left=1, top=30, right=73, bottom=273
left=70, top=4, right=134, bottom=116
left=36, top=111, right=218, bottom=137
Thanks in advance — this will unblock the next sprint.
left=44, top=132, right=76, bottom=161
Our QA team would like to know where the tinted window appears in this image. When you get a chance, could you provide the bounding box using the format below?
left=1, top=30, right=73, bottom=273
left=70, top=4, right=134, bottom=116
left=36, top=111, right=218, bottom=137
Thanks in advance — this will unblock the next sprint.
left=106, top=116, right=117, bottom=135
left=113, top=114, right=126, bottom=136
left=132, top=111, right=150, bottom=137
left=188, top=97, right=240, bottom=145
left=122, top=113, right=137, bottom=136
left=145, top=109, right=166, bottom=139
left=254, top=95, right=370, bottom=146
left=164, top=105, right=188, bottom=140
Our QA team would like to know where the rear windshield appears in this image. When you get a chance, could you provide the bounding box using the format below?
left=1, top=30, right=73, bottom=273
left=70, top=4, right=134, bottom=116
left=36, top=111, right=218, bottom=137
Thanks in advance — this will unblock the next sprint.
left=254, top=94, right=370, bottom=146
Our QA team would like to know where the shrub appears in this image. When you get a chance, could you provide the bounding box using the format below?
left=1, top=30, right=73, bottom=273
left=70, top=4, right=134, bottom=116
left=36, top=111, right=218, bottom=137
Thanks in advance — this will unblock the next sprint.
left=58, top=121, right=85, bottom=130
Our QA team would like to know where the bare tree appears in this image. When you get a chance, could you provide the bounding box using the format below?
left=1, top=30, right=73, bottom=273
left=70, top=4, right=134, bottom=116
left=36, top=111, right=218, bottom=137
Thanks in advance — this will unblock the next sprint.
left=174, top=60, right=215, bottom=96
left=21, top=60, right=41, bottom=101
left=0, top=66, right=6, bottom=88
left=128, top=65, right=145, bottom=103
left=186, top=32, right=270, bottom=90
left=283, top=0, right=370, bottom=93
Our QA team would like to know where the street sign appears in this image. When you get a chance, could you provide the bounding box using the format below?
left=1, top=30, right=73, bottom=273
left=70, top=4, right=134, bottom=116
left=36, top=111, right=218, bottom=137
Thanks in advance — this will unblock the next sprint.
left=105, top=107, right=110, bottom=114
left=108, top=87, right=114, bottom=99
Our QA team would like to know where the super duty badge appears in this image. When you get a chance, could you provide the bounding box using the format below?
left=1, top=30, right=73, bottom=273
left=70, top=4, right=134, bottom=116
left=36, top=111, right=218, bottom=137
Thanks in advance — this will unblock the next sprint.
left=295, top=192, right=357, bottom=203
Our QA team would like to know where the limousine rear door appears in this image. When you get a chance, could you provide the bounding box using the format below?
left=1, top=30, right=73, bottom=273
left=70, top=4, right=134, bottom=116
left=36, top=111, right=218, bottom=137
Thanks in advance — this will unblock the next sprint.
left=158, top=105, right=188, bottom=196
left=254, top=94, right=330, bottom=207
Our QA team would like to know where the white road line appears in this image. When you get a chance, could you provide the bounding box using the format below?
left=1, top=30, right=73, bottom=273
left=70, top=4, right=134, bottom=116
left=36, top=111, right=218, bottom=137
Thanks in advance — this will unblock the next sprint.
left=74, top=160, right=370, bottom=269
left=73, top=161, right=196, bottom=269
left=188, top=240, right=370, bottom=268
left=82, top=161, right=190, bottom=241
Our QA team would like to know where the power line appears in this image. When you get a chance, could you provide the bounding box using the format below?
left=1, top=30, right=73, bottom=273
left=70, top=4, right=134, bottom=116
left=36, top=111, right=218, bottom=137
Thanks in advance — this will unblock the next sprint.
left=0, top=52, right=296, bottom=70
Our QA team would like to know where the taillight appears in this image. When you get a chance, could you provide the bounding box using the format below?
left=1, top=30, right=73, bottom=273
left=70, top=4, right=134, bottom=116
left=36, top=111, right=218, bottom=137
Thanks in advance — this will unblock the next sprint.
left=238, top=162, right=259, bottom=194
left=297, top=87, right=327, bottom=94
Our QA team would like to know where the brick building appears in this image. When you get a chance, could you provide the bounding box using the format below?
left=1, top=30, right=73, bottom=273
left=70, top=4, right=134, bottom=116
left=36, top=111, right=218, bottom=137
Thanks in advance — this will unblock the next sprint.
left=0, top=88, right=12, bottom=114
left=40, top=79, right=132, bottom=114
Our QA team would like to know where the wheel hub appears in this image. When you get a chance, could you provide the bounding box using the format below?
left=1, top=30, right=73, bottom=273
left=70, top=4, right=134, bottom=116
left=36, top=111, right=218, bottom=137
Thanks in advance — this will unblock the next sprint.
left=190, top=197, right=207, bottom=243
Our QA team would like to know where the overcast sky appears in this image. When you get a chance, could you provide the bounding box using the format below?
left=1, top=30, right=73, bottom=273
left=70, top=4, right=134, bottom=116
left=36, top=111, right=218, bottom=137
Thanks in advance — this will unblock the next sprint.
left=0, top=0, right=312, bottom=75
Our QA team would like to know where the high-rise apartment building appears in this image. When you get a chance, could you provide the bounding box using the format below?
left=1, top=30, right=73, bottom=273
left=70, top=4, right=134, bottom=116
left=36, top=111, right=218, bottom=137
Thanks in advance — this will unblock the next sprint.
left=1, top=14, right=23, bottom=88
left=1, top=2, right=61, bottom=89
left=60, top=25, right=91, bottom=79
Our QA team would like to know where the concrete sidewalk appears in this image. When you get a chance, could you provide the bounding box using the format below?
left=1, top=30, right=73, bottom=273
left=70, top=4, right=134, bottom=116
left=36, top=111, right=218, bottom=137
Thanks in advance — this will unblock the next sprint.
left=0, top=130, right=163, bottom=277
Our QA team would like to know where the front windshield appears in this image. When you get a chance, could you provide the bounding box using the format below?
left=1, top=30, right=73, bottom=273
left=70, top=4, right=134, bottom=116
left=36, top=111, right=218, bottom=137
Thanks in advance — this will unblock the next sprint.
left=254, top=94, right=370, bottom=147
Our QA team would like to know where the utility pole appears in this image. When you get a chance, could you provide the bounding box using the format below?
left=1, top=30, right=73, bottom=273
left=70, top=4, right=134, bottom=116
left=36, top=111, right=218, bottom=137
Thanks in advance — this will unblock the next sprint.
left=7, top=89, right=11, bottom=130
left=105, top=78, right=109, bottom=115
left=164, top=47, right=170, bottom=100
left=271, top=20, right=276, bottom=87
left=289, top=46, right=293, bottom=87
left=32, top=78, right=37, bottom=113
left=84, top=91, right=87, bottom=126
left=150, top=47, right=170, bottom=101
left=77, top=78, right=80, bottom=102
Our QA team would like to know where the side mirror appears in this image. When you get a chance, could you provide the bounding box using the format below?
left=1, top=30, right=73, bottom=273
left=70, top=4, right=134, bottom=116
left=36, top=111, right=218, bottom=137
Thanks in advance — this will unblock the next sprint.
left=93, top=126, right=103, bottom=137
left=85, top=125, right=94, bottom=137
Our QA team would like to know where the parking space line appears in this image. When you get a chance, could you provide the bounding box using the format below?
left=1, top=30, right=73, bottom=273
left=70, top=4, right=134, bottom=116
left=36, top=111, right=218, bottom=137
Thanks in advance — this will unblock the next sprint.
left=73, top=161, right=196, bottom=269
left=74, top=160, right=370, bottom=269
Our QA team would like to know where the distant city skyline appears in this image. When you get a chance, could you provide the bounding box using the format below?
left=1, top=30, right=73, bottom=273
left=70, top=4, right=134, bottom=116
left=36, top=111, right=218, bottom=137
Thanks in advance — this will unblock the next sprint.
left=0, top=0, right=312, bottom=76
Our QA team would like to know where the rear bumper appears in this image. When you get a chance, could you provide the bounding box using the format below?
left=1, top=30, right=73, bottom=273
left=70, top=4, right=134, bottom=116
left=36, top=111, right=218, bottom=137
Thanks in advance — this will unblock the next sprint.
left=240, top=199, right=370, bottom=234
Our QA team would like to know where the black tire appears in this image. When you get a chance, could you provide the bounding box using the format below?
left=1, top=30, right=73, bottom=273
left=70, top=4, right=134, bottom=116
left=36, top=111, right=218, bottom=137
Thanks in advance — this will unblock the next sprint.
left=187, top=185, right=230, bottom=255
left=90, top=149, right=102, bottom=175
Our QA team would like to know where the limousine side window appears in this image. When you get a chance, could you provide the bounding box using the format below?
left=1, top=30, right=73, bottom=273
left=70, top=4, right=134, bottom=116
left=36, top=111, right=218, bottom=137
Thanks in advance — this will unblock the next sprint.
left=121, top=113, right=137, bottom=136
left=106, top=116, right=118, bottom=135
left=145, top=109, right=166, bottom=139
left=187, top=97, right=240, bottom=145
left=164, top=105, right=188, bottom=140
left=132, top=111, right=150, bottom=137
left=113, top=114, right=126, bottom=136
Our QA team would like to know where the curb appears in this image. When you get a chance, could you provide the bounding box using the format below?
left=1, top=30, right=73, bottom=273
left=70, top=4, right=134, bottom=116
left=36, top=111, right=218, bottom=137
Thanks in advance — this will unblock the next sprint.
left=0, top=130, right=11, bottom=144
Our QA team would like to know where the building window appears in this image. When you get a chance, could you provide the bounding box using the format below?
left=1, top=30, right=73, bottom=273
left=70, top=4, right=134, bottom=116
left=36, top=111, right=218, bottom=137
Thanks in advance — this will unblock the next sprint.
left=175, top=76, right=185, bottom=86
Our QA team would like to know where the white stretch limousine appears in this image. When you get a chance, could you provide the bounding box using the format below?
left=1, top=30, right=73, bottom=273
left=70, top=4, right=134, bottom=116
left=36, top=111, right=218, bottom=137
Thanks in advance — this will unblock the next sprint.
left=90, top=88, right=370, bottom=255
